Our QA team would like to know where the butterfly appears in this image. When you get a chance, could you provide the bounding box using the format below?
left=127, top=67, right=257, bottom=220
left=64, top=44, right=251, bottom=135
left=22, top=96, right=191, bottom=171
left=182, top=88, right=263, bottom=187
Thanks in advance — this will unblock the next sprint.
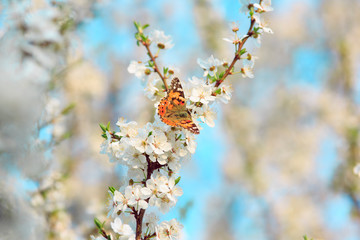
left=158, top=77, right=200, bottom=134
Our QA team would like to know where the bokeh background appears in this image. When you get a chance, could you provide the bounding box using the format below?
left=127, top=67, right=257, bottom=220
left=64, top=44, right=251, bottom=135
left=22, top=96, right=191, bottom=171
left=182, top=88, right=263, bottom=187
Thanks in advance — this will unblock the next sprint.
left=1, top=0, right=360, bottom=239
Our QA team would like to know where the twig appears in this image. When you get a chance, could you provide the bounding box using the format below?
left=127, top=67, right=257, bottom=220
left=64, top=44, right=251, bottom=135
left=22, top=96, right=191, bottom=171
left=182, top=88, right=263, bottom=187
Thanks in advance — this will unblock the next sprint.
left=214, top=17, right=256, bottom=89
left=142, top=41, right=169, bottom=92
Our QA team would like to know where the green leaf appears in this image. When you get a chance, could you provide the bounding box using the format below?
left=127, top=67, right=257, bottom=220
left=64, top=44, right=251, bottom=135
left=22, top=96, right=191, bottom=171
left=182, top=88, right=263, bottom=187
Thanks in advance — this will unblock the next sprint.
left=94, top=218, right=102, bottom=229
left=303, top=235, right=313, bottom=240
left=106, top=121, right=111, bottom=130
left=99, top=123, right=107, bottom=132
left=163, top=67, right=169, bottom=75
left=108, top=186, right=116, bottom=194
left=175, top=176, right=181, bottom=185
left=141, top=34, right=147, bottom=42
left=133, top=21, right=140, bottom=30
left=61, top=131, right=72, bottom=140
left=218, top=71, right=225, bottom=80
left=238, top=48, right=247, bottom=57
left=101, top=133, right=107, bottom=139
left=61, top=103, right=75, bottom=115
left=214, top=88, right=221, bottom=95
left=249, top=6, right=254, bottom=17
left=208, top=75, right=217, bottom=83
left=148, top=131, right=153, bottom=137
left=60, top=18, right=75, bottom=35
left=148, top=60, right=154, bottom=68
left=142, top=24, right=150, bottom=29
left=135, top=32, right=141, bottom=40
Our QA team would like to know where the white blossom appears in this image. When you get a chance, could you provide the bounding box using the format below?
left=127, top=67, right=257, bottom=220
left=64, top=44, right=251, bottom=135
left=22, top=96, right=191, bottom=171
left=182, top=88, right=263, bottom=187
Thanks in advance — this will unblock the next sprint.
left=144, top=212, right=159, bottom=234
left=144, top=80, right=160, bottom=101
left=123, top=147, right=147, bottom=169
left=189, top=84, right=216, bottom=105
left=197, top=55, right=223, bottom=77
left=254, top=0, right=273, bottom=12
left=163, top=176, right=183, bottom=203
left=241, top=61, right=254, bottom=78
left=127, top=185, right=151, bottom=212
left=253, top=13, right=273, bottom=34
left=185, top=132, right=197, bottom=154
left=198, top=105, right=217, bottom=128
left=130, top=125, right=153, bottom=153
left=111, top=217, right=135, bottom=240
left=147, top=130, right=172, bottom=155
left=156, top=219, right=183, bottom=240
left=110, top=140, right=127, bottom=162
left=146, top=175, right=168, bottom=206
left=149, top=153, right=168, bottom=165
left=150, top=30, right=174, bottom=49
left=216, top=83, right=233, bottom=104
left=128, top=61, right=148, bottom=79
left=117, top=118, right=139, bottom=138
left=166, top=154, right=182, bottom=172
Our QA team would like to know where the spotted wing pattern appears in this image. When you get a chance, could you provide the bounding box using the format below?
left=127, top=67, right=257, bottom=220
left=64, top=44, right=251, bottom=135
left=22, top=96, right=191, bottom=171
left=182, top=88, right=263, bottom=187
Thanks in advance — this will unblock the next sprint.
left=158, top=78, right=200, bottom=134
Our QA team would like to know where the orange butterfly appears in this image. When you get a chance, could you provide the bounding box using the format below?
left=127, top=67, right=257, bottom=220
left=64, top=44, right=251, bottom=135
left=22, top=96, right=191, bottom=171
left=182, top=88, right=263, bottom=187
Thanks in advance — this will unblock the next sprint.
left=158, top=78, right=200, bottom=134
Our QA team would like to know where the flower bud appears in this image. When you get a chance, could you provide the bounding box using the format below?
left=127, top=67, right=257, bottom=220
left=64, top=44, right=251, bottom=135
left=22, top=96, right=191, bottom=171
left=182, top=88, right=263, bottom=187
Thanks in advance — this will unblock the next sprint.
left=145, top=68, right=151, bottom=75
left=157, top=43, right=165, bottom=49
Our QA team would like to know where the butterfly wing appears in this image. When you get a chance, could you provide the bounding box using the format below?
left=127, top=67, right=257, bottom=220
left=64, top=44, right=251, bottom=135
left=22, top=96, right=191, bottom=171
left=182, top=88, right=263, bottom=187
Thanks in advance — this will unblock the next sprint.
left=176, top=117, right=200, bottom=134
left=158, top=78, right=200, bottom=134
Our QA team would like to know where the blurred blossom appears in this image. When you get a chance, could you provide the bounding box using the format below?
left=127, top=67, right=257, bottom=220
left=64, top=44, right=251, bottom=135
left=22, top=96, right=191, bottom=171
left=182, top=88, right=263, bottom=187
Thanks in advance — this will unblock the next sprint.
left=3, top=0, right=360, bottom=240
left=254, top=0, right=273, bottom=12
left=128, top=61, right=147, bottom=80
left=353, top=164, right=360, bottom=177
left=253, top=13, right=274, bottom=34
left=239, top=0, right=251, bottom=14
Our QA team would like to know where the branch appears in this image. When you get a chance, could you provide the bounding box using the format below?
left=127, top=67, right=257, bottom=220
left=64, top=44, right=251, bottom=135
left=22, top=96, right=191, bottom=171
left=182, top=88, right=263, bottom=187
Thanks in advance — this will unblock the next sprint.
left=214, top=17, right=256, bottom=89
left=135, top=155, right=164, bottom=240
left=142, top=41, right=169, bottom=92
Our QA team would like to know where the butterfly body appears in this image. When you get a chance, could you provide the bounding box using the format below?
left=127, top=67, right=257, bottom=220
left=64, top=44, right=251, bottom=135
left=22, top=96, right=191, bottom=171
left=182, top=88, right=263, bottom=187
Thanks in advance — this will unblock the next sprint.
left=158, top=78, right=200, bottom=134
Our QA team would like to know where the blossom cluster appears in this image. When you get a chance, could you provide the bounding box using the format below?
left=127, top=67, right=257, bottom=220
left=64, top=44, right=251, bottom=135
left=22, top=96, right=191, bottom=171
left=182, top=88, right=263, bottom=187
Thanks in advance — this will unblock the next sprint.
left=98, top=117, right=189, bottom=239
left=0, top=1, right=80, bottom=239
left=95, top=1, right=273, bottom=239
left=31, top=172, right=76, bottom=240
left=0, top=1, right=74, bottom=161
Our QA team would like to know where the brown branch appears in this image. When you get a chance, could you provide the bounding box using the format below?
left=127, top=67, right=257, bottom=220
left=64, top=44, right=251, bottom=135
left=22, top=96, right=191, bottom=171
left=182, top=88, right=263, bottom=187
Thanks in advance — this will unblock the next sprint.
left=135, top=155, right=164, bottom=240
left=214, top=17, right=256, bottom=89
left=143, top=42, right=169, bottom=92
